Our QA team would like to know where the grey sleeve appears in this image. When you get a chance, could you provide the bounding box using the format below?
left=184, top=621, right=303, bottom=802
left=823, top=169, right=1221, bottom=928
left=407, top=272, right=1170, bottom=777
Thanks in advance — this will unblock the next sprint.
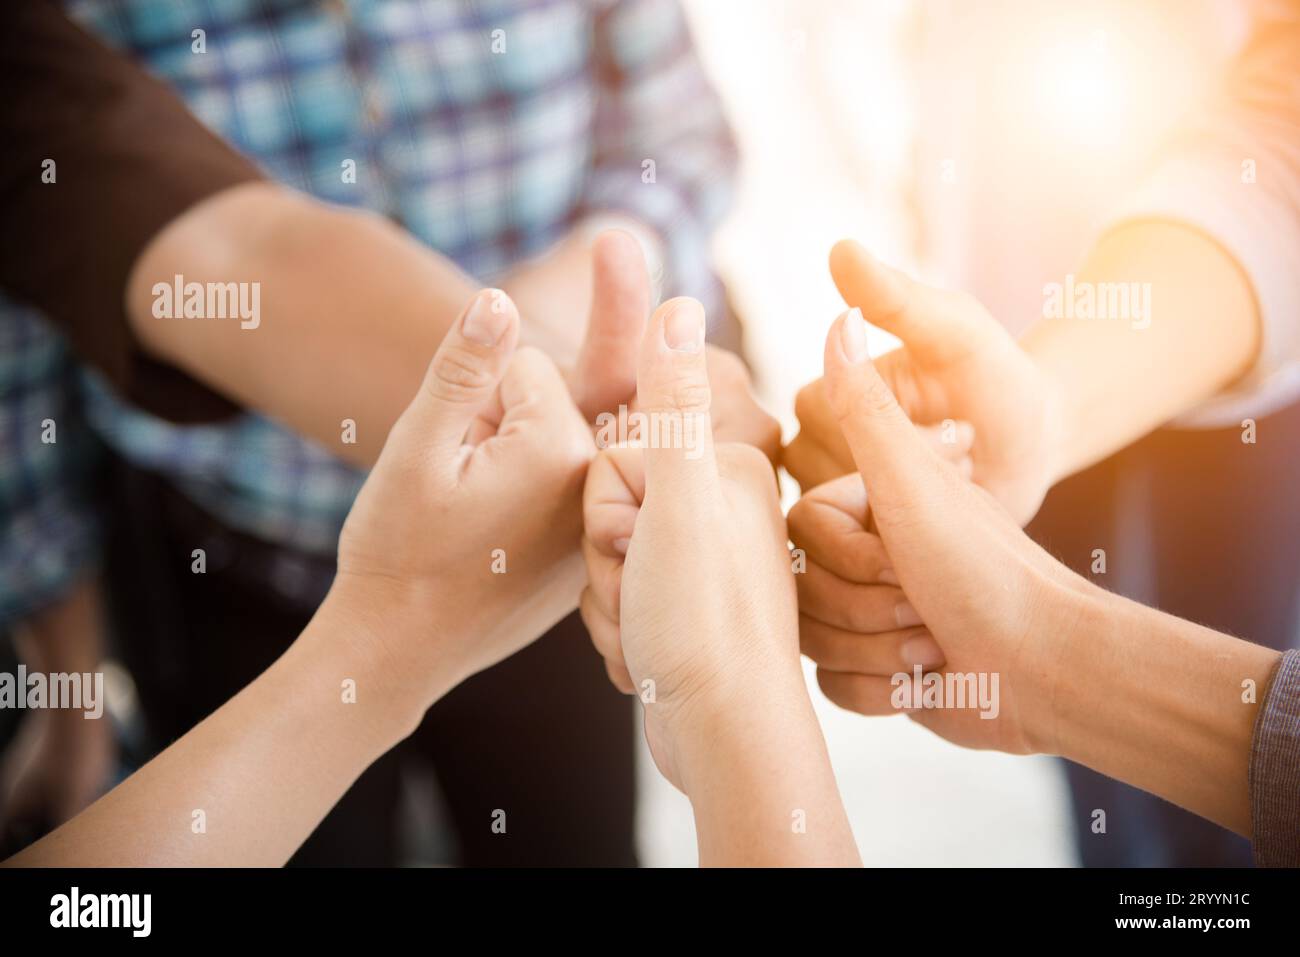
left=1250, top=648, right=1300, bottom=866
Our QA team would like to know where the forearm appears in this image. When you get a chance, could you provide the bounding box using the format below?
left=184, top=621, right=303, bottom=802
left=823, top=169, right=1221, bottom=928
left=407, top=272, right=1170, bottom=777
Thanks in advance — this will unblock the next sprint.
left=126, top=182, right=479, bottom=466
left=1022, top=221, right=1260, bottom=482
left=1040, top=583, right=1279, bottom=836
left=678, top=684, right=861, bottom=867
left=7, top=588, right=434, bottom=867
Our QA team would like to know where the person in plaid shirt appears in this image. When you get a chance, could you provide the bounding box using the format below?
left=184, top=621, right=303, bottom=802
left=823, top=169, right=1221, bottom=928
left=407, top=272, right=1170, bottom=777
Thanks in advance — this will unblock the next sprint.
left=22, top=0, right=752, bottom=864
left=68, top=0, right=740, bottom=554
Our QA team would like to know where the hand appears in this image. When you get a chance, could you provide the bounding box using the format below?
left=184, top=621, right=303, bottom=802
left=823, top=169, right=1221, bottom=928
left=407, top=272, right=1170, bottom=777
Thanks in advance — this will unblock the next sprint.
left=700, top=345, right=782, bottom=462
left=784, top=240, right=1063, bottom=525
left=788, top=471, right=942, bottom=692
left=793, top=307, right=1096, bottom=754
left=579, top=297, right=802, bottom=790
left=335, top=288, right=595, bottom=703
left=509, top=229, right=781, bottom=462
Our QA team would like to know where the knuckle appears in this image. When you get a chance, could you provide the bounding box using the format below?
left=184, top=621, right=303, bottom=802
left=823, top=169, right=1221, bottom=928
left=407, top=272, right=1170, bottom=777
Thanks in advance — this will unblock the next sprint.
left=849, top=374, right=901, bottom=421
left=661, top=374, right=712, bottom=414
left=429, top=347, right=495, bottom=401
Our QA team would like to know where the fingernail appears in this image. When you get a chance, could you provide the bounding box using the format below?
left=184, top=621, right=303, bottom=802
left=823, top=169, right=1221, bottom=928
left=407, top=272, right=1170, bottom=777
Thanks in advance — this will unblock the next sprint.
left=664, top=300, right=704, bottom=353
left=462, top=289, right=512, bottom=346
left=612, top=537, right=630, bottom=555
left=901, top=634, right=945, bottom=669
left=895, top=601, right=923, bottom=628
left=839, top=307, right=869, bottom=363
left=879, top=568, right=900, bottom=585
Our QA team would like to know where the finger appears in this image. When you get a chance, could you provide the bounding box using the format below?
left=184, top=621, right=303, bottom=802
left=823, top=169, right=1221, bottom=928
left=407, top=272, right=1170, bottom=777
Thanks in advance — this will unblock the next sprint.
left=792, top=377, right=843, bottom=442
left=605, top=658, right=635, bottom=696
left=479, top=348, right=593, bottom=516
left=572, top=230, right=652, bottom=419
left=800, top=617, right=944, bottom=675
left=579, top=588, right=634, bottom=695
left=702, top=347, right=783, bottom=465
left=829, top=240, right=975, bottom=363
left=782, top=435, right=844, bottom=493
left=494, top=346, right=587, bottom=436
left=636, top=297, right=717, bottom=498
left=816, top=669, right=902, bottom=717
left=796, top=562, right=909, bottom=634
left=787, top=475, right=893, bottom=583
left=823, top=307, right=947, bottom=519
left=581, top=534, right=624, bottom=623
left=579, top=585, right=625, bottom=666
left=409, top=288, right=519, bottom=457
left=583, top=446, right=645, bottom=560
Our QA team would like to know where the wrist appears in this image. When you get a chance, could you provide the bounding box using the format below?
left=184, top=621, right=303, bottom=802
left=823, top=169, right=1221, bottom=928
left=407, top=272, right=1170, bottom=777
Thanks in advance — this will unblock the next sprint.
left=1029, top=580, right=1278, bottom=833
left=667, top=667, right=820, bottom=795
left=666, top=670, right=860, bottom=866
left=309, top=575, right=466, bottom=743
left=1012, top=571, right=1108, bottom=757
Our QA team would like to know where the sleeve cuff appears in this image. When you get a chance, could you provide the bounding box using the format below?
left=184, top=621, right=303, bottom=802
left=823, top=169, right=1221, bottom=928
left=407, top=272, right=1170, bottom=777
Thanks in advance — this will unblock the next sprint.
left=1250, top=648, right=1300, bottom=866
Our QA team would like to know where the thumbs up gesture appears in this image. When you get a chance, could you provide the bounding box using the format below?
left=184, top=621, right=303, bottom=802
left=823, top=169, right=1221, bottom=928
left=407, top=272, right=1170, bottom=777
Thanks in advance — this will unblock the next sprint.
left=336, top=288, right=596, bottom=702
left=518, top=228, right=781, bottom=461
left=579, top=297, right=803, bottom=788
left=785, top=240, right=1062, bottom=525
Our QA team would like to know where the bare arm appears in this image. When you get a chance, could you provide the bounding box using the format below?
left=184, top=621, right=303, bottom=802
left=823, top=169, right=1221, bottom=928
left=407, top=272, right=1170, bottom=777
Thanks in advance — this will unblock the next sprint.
left=7, top=288, right=596, bottom=867
left=1024, top=221, right=1260, bottom=483
left=126, top=182, right=479, bottom=467
left=6, top=586, right=429, bottom=867
left=1045, top=587, right=1277, bottom=836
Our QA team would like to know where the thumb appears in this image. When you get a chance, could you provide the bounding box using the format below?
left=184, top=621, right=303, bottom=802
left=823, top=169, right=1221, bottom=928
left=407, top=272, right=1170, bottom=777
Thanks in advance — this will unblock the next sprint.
left=572, top=230, right=651, bottom=420
left=636, top=296, right=717, bottom=499
left=829, top=239, right=978, bottom=362
left=823, top=307, right=946, bottom=516
left=408, top=288, right=519, bottom=454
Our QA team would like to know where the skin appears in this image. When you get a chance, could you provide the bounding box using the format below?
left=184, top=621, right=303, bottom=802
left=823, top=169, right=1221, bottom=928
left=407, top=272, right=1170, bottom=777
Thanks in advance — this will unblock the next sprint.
left=791, top=309, right=1280, bottom=835
left=126, top=182, right=779, bottom=467
left=2, top=292, right=810, bottom=868
left=581, top=298, right=860, bottom=867
left=784, top=223, right=1260, bottom=524
left=14, top=190, right=751, bottom=843
left=6, top=288, right=595, bottom=866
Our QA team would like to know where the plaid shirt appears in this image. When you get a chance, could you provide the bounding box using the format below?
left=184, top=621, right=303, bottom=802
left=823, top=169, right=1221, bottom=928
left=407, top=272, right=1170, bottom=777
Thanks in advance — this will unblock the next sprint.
left=0, top=304, right=102, bottom=626
left=0, top=0, right=736, bottom=614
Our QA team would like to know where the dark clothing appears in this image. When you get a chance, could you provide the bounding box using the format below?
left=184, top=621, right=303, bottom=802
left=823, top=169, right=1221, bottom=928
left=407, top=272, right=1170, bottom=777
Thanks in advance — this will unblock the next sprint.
left=0, top=1, right=258, bottom=422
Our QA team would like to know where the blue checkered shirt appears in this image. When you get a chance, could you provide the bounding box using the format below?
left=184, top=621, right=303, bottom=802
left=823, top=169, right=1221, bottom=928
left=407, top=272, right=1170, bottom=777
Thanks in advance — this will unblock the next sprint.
left=0, top=305, right=102, bottom=627
left=1, top=0, right=736, bottom=619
